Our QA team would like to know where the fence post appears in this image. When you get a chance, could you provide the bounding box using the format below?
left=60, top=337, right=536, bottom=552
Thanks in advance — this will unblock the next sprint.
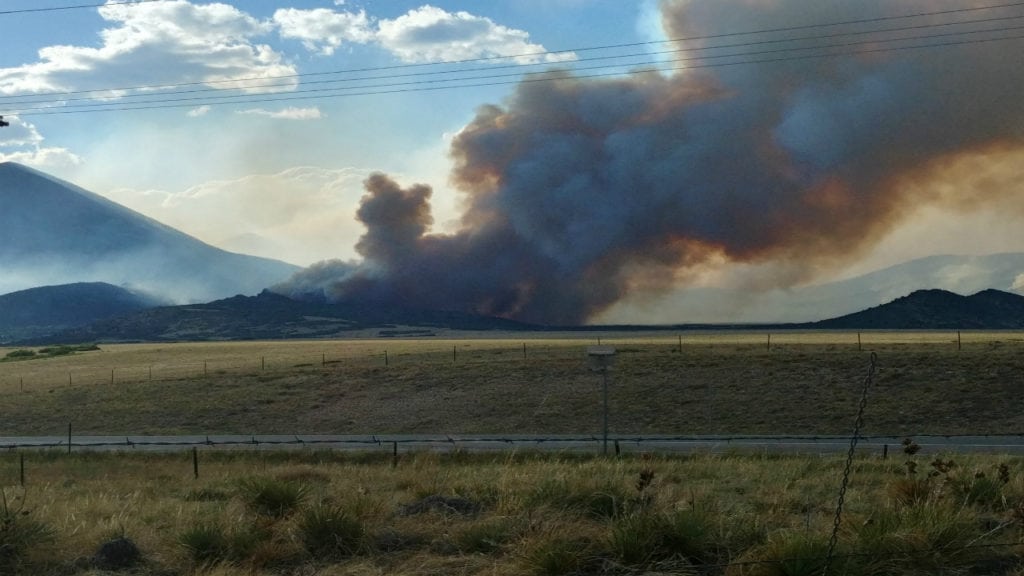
left=20, top=453, right=25, bottom=487
left=262, top=356, right=265, bottom=371
left=110, top=369, right=115, bottom=385
left=67, top=423, right=72, bottom=455
left=392, top=441, right=398, bottom=468
left=453, top=345, right=457, bottom=363
left=384, top=350, right=389, bottom=367
left=882, top=444, right=888, bottom=460
left=522, top=342, right=526, bottom=359
left=192, top=447, right=199, bottom=479
left=20, top=377, right=23, bottom=392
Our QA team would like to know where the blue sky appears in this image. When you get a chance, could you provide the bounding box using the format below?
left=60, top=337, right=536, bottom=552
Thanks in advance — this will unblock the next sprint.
left=0, top=0, right=662, bottom=266
left=2, top=0, right=1024, bottom=323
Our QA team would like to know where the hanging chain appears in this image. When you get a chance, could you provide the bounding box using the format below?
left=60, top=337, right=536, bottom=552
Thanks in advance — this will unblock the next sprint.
left=822, top=351, right=878, bottom=576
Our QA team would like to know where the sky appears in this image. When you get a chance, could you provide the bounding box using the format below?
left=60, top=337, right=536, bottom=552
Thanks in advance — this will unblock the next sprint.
left=2, top=0, right=1024, bottom=324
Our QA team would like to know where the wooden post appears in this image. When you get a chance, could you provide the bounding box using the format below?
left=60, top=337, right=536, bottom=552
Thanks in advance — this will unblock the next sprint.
left=614, top=440, right=621, bottom=456
left=192, top=447, right=199, bottom=479
left=858, top=332, right=862, bottom=351
left=261, top=356, right=265, bottom=371
left=68, top=373, right=72, bottom=387
left=522, top=342, right=526, bottom=359
left=384, top=350, right=389, bottom=367
left=678, top=334, right=683, bottom=353
left=322, top=353, right=325, bottom=367
left=767, top=334, right=771, bottom=351
left=110, top=369, right=115, bottom=385
left=19, top=453, right=25, bottom=487
left=20, top=377, right=23, bottom=392
left=882, top=444, right=888, bottom=460
left=453, top=345, right=457, bottom=363
left=957, top=331, right=962, bottom=351
left=67, top=423, right=72, bottom=454
left=392, top=441, right=398, bottom=468
left=149, top=365, right=152, bottom=381
left=203, top=361, right=208, bottom=377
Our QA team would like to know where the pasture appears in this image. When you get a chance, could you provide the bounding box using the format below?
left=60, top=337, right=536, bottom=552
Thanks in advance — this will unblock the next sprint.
left=2, top=331, right=1023, bottom=436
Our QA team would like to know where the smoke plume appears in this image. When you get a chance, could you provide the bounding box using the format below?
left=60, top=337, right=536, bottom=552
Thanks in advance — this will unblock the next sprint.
left=277, top=0, right=1024, bottom=324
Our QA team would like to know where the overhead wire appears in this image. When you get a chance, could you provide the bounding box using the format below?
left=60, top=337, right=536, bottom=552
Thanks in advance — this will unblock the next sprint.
left=3, top=0, right=1024, bottom=101
left=1, top=1, right=1023, bottom=117
left=4, top=12, right=1024, bottom=109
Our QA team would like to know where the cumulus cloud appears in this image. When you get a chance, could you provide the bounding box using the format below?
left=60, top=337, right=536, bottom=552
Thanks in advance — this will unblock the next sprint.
left=273, top=4, right=573, bottom=64
left=237, top=106, right=323, bottom=120
left=0, top=116, right=81, bottom=169
left=0, top=0, right=296, bottom=97
left=187, top=105, right=211, bottom=117
left=102, top=166, right=372, bottom=265
left=273, top=8, right=374, bottom=55
left=376, top=5, right=574, bottom=63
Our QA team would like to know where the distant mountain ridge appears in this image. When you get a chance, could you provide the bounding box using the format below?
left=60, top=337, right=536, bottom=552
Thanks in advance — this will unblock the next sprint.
left=23, top=287, right=1024, bottom=344
left=809, top=288, right=1024, bottom=329
left=0, top=282, right=166, bottom=343
left=0, top=162, right=298, bottom=302
left=28, top=290, right=538, bottom=343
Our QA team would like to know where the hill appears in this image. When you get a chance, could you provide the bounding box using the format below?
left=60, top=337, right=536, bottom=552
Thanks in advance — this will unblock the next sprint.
left=0, top=162, right=298, bottom=302
left=0, top=282, right=166, bottom=343
left=29, top=290, right=538, bottom=343
left=809, top=288, right=1024, bottom=329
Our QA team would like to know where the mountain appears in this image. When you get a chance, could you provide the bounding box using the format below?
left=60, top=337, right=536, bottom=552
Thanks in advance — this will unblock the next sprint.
left=809, top=288, right=1024, bottom=329
left=29, top=290, right=539, bottom=343
left=600, top=253, right=1024, bottom=324
left=0, top=162, right=299, bottom=302
left=0, top=282, right=166, bottom=343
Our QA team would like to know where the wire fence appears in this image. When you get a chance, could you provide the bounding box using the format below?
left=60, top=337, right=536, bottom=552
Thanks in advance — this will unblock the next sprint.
left=0, top=330, right=1011, bottom=393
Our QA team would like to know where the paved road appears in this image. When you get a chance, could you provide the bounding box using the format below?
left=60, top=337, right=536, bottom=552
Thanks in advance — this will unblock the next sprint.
left=3, top=434, right=1024, bottom=455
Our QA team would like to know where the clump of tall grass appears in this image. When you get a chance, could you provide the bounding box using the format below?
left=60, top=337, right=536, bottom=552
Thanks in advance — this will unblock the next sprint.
left=235, top=476, right=308, bottom=518
left=297, top=504, right=364, bottom=558
left=0, top=488, right=55, bottom=572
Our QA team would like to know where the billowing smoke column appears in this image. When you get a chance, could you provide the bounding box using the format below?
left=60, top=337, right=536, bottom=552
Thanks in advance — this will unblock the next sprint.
left=277, top=0, right=1024, bottom=324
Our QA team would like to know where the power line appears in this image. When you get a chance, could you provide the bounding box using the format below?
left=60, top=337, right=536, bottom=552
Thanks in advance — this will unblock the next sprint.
left=2, top=0, right=1023, bottom=101
left=5, top=12, right=1023, bottom=109
left=10, top=31, right=1024, bottom=117
left=0, top=0, right=165, bottom=16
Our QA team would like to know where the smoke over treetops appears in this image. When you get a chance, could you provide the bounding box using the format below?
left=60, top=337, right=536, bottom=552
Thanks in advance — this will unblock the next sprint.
left=275, top=0, right=1024, bottom=325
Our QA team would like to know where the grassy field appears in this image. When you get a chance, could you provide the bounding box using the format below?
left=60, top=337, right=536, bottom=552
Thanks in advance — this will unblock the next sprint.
left=1, top=331, right=1024, bottom=436
left=2, top=449, right=1024, bottom=575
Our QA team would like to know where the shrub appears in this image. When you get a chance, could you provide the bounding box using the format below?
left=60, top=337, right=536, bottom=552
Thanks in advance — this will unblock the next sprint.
left=298, top=504, right=364, bottom=558
left=0, top=490, right=54, bottom=571
left=236, top=477, right=308, bottom=518
left=454, top=518, right=517, bottom=555
left=608, top=509, right=712, bottom=566
left=178, top=522, right=229, bottom=563
left=4, top=349, right=36, bottom=360
left=525, top=535, right=600, bottom=576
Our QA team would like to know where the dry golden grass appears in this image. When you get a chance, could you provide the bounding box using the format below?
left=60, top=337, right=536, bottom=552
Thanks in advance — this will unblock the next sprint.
left=2, top=450, right=1024, bottom=575
left=1, top=331, right=1023, bottom=435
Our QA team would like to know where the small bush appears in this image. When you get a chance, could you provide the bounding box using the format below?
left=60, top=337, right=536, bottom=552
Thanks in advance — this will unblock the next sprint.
left=525, top=535, right=600, bottom=576
left=4, top=349, right=36, bottom=360
left=236, top=477, right=308, bottom=518
left=454, top=518, right=517, bottom=555
left=178, top=522, right=229, bottom=563
left=298, top=504, right=364, bottom=558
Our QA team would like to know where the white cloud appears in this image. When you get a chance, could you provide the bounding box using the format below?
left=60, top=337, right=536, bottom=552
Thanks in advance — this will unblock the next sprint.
left=102, top=166, right=372, bottom=265
left=273, top=8, right=374, bottom=55
left=376, top=5, right=575, bottom=64
left=274, top=4, right=574, bottom=64
left=0, top=1, right=296, bottom=97
left=237, top=106, right=323, bottom=120
left=187, top=105, right=211, bottom=117
left=0, top=116, right=82, bottom=169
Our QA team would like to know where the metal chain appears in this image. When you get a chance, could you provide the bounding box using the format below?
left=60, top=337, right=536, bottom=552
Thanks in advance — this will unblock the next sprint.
left=822, top=351, right=878, bottom=576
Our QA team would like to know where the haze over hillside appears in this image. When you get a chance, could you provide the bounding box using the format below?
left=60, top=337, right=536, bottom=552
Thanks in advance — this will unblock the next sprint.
left=0, top=162, right=299, bottom=302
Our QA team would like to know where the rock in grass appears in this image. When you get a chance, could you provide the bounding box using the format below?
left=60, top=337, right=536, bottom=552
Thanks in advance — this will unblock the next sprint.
left=92, top=536, right=141, bottom=570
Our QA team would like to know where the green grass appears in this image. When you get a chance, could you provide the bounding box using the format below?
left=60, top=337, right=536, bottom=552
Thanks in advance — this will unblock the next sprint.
left=0, top=450, right=1022, bottom=575
left=2, top=333, right=1024, bottom=435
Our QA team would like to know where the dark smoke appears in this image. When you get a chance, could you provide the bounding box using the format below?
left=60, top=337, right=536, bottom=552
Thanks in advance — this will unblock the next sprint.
left=276, top=0, right=1024, bottom=325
